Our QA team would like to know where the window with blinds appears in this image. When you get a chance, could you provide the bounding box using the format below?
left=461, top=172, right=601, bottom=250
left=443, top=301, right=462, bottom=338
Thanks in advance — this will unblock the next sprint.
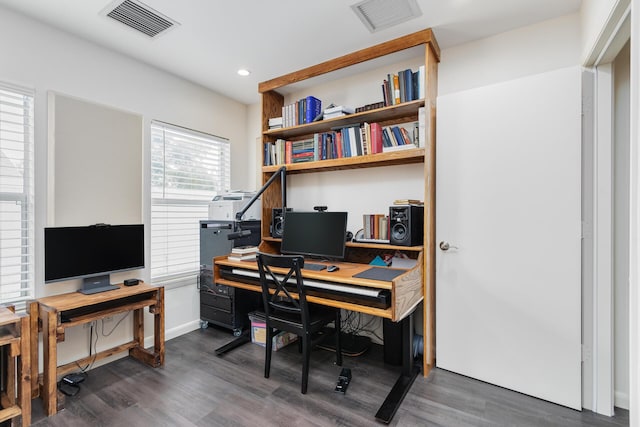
left=0, top=83, right=34, bottom=308
left=150, top=121, right=230, bottom=286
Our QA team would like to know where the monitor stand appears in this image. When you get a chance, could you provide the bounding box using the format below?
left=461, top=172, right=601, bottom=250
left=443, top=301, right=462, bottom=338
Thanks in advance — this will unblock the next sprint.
left=303, top=256, right=330, bottom=271
left=79, top=274, right=119, bottom=295
left=303, top=262, right=327, bottom=271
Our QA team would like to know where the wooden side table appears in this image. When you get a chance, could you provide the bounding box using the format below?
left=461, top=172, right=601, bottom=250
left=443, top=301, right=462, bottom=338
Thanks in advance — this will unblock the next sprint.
left=0, top=305, right=31, bottom=426
left=29, top=282, right=164, bottom=416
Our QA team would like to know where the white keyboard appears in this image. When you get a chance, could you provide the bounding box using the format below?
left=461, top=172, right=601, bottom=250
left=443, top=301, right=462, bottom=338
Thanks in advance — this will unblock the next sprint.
left=230, top=268, right=381, bottom=298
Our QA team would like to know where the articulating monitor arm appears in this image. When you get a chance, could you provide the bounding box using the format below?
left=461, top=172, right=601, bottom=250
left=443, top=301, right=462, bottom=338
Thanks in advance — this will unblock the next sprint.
left=228, top=166, right=287, bottom=239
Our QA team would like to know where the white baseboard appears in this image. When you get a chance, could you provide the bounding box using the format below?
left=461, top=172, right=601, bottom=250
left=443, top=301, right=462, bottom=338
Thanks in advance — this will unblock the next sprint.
left=143, top=320, right=201, bottom=347
left=614, top=390, right=629, bottom=410
left=163, top=320, right=202, bottom=342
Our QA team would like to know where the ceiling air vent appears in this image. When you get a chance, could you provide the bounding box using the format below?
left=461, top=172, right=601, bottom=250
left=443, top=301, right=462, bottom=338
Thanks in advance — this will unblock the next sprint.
left=351, top=0, right=422, bottom=33
left=102, top=0, right=178, bottom=38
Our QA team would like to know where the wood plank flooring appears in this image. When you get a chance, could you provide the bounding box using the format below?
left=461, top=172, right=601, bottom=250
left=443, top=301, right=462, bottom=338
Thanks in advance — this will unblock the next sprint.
left=30, top=326, right=630, bottom=426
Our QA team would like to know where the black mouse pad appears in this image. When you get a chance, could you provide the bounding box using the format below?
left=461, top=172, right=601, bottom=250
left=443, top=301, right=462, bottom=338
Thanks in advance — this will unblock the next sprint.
left=352, top=267, right=406, bottom=282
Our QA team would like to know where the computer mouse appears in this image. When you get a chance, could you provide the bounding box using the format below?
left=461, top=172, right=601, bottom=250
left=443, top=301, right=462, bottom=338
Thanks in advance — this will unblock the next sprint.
left=327, top=265, right=339, bottom=272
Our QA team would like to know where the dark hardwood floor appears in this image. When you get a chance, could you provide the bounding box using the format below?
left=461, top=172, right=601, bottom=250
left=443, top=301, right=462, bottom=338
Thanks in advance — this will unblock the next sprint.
left=30, top=327, right=630, bottom=426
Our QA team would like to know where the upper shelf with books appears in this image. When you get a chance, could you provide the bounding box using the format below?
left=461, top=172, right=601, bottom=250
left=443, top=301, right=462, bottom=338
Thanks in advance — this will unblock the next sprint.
left=264, top=99, right=424, bottom=140
left=262, top=147, right=425, bottom=174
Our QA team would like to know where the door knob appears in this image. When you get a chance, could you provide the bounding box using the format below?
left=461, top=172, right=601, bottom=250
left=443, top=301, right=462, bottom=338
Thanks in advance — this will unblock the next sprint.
left=439, top=241, right=458, bottom=251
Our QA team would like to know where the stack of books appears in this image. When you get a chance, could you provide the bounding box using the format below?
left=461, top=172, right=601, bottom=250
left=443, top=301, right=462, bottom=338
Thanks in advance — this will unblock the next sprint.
left=227, top=245, right=258, bottom=262
left=394, top=199, right=423, bottom=205
left=268, top=117, right=283, bottom=129
left=288, top=138, right=315, bottom=163
left=323, top=105, right=355, bottom=119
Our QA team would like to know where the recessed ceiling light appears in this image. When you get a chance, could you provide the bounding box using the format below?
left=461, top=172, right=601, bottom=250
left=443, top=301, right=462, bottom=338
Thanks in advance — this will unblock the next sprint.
left=237, top=69, right=251, bottom=76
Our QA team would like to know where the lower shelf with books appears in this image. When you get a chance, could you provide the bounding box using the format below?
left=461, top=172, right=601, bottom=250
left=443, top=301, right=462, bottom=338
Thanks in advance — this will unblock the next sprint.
left=262, top=148, right=425, bottom=174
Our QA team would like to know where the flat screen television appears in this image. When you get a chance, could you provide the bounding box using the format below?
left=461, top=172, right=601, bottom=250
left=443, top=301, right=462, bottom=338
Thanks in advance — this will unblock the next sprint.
left=44, top=224, right=144, bottom=294
left=280, top=211, right=348, bottom=261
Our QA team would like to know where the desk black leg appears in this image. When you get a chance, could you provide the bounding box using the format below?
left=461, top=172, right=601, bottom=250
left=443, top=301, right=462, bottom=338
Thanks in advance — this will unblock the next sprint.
left=215, top=329, right=251, bottom=356
left=374, top=314, right=420, bottom=424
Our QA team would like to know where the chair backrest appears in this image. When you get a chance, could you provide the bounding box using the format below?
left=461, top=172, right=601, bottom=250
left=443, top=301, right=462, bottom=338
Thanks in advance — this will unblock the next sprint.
left=256, top=252, right=310, bottom=324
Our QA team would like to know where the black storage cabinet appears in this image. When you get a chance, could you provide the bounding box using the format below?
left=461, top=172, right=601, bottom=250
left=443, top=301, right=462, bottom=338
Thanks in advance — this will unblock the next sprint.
left=199, top=220, right=262, bottom=335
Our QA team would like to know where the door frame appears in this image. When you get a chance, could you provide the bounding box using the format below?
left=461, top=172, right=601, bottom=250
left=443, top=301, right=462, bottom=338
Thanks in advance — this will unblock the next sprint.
left=629, top=2, right=639, bottom=426
left=582, top=0, right=633, bottom=417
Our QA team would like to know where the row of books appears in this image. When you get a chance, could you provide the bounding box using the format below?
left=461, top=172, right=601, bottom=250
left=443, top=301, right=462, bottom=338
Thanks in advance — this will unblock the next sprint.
left=382, top=65, right=425, bottom=107
left=282, top=96, right=322, bottom=128
left=362, top=214, right=390, bottom=242
left=263, top=121, right=420, bottom=166
left=355, top=101, right=385, bottom=113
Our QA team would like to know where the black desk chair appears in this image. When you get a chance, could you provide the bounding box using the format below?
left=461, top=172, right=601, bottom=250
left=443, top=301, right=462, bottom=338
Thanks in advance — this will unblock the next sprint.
left=256, top=252, right=342, bottom=394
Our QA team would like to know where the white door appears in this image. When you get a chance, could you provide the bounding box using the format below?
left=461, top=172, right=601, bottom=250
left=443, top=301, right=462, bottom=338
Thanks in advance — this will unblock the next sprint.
left=435, top=67, right=582, bottom=409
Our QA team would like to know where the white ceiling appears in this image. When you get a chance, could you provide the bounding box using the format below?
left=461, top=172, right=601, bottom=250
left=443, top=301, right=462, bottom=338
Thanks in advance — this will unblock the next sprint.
left=0, top=0, right=582, bottom=105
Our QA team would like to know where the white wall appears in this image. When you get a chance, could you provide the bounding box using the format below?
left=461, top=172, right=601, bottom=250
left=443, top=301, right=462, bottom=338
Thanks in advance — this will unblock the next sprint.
left=246, top=103, right=262, bottom=190
left=0, top=7, right=251, bottom=367
left=439, top=13, right=581, bottom=95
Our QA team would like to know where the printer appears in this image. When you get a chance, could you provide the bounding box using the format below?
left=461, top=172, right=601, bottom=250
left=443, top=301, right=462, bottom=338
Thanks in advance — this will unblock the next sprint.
left=208, top=191, right=261, bottom=221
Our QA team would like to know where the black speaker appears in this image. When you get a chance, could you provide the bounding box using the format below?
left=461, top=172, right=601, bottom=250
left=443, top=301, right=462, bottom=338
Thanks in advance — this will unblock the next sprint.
left=270, top=208, right=291, bottom=238
left=389, top=205, right=424, bottom=246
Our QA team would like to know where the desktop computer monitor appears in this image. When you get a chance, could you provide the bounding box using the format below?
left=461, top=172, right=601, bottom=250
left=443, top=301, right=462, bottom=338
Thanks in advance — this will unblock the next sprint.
left=280, top=211, right=348, bottom=260
left=44, top=224, right=144, bottom=294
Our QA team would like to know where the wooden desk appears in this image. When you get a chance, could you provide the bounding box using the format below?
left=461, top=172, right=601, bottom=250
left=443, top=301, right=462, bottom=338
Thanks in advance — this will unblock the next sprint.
left=29, top=282, right=164, bottom=416
left=0, top=306, right=31, bottom=426
left=215, top=255, right=423, bottom=322
left=214, top=251, right=423, bottom=424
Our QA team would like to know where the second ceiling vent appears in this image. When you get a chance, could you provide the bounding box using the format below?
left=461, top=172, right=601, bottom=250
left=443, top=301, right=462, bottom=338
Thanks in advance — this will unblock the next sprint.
left=351, top=0, right=422, bottom=33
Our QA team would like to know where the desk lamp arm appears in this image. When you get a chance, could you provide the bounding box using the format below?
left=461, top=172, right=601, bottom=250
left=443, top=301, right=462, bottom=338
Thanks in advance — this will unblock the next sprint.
left=228, top=166, right=287, bottom=239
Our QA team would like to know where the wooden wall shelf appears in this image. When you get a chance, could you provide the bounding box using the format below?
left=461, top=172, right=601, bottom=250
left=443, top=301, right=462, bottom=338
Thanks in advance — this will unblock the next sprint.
left=258, top=28, right=439, bottom=378
left=262, top=148, right=425, bottom=174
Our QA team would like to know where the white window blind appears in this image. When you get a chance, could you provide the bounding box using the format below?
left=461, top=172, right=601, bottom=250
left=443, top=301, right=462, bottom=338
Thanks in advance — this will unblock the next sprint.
left=0, top=83, right=34, bottom=308
left=150, top=121, right=230, bottom=285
